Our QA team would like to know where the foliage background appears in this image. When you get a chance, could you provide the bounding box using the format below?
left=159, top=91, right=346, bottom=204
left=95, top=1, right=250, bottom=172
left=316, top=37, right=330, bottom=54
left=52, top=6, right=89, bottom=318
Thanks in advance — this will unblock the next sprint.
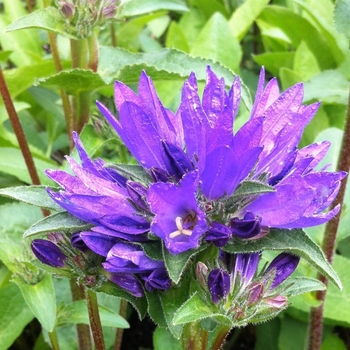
left=0, top=0, right=350, bottom=349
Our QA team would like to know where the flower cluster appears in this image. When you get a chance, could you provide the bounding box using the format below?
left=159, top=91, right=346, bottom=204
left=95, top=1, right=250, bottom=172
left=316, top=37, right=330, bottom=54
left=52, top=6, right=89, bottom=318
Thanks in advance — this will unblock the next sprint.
left=32, top=67, right=344, bottom=307
left=205, top=252, right=300, bottom=324
left=55, top=0, right=120, bottom=37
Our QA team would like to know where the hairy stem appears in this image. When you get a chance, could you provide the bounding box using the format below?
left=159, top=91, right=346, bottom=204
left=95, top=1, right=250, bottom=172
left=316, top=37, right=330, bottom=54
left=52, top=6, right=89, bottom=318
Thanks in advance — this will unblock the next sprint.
left=86, top=288, right=105, bottom=350
left=112, top=300, right=128, bottom=350
left=70, top=281, right=92, bottom=350
left=308, top=87, right=350, bottom=349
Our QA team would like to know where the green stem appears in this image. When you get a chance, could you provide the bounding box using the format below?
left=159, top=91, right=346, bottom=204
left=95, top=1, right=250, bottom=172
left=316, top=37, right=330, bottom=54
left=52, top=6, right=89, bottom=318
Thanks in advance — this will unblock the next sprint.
left=110, top=22, right=117, bottom=47
left=308, top=86, right=350, bottom=349
left=70, top=281, right=92, bottom=350
left=48, top=31, right=74, bottom=150
left=88, top=32, right=99, bottom=72
left=86, top=288, right=106, bottom=350
left=71, top=38, right=89, bottom=69
left=113, top=300, right=128, bottom=350
left=75, top=91, right=91, bottom=134
left=48, top=329, right=60, bottom=350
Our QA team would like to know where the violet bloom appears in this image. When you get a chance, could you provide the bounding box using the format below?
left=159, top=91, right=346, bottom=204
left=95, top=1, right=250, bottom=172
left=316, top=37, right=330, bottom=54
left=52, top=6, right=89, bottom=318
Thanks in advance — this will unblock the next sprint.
left=46, top=132, right=149, bottom=240
left=147, top=171, right=207, bottom=254
left=31, top=239, right=67, bottom=268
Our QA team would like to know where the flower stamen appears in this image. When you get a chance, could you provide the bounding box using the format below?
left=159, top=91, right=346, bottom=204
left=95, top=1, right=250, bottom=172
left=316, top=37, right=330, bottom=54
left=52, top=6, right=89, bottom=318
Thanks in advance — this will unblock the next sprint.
left=169, top=216, right=193, bottom=238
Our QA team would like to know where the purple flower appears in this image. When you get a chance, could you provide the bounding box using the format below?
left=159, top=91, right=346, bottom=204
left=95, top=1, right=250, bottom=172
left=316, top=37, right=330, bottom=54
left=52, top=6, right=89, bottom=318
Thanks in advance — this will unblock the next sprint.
left=108, top=273, right=144, bottom=297
left=102, top=242, right=165, bottom=273
left=46, top=132, right=149, bottom=239
left=147, top=171, right=208, bottom=254
left=31, top=239, right=67, bottom=268
left=264, top=253, right=300, bottom=289
left=208, top=268, right=230, bottom=304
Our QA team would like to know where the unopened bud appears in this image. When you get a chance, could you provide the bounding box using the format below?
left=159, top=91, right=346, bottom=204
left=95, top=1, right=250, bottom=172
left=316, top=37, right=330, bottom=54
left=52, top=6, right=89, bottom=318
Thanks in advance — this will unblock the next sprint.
left=31, top=239, right=67, bottom=268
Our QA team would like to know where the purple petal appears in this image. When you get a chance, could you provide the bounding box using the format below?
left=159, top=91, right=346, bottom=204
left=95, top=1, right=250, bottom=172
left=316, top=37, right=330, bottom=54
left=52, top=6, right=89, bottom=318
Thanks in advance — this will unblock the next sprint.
left=108, top=273, right=144, bottom=297
left=206, top=222, right=232, bottom=247
left=147, top=171, right=207, bottom=254
left=80, top=230, right=119, bottom=256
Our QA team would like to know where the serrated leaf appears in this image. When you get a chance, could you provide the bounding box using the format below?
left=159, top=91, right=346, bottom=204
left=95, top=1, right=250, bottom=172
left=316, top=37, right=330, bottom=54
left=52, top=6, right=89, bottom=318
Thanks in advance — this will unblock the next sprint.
left=145, top=291, right=167, bottom=328
left=57, top=300, right=129, bottom=328
left=224, top=229, right=342, bottom=289
left=0, top=186, right=63, bottom=211
left=232, top=180, right=275, bottom=198
left=5, top=7, right=78, bottom=39
left=173, top=292, right=231, bottom=326
left=24, top=211, right=91, bottom=238
left=158, top=276, right=191, bottom=339
left=121, top=0, right=188, bottom=17
left=37, top=69, right=107, bottom=95
left=0, top=283, right=34, bottom=350
left=96, top=281, right=147, bottom=320
left=98, top=47, right=252, bottom=110
left=13, top=274, right=56, bottom=332
left=106, top=163, right=153, bottom=184
left=163, top=243, right=205, bottom=284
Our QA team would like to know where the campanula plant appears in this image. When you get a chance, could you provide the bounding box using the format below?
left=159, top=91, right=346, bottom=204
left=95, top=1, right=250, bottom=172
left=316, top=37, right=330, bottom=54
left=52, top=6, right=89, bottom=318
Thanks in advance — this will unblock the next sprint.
left=27, top=67, right=345, bottom=349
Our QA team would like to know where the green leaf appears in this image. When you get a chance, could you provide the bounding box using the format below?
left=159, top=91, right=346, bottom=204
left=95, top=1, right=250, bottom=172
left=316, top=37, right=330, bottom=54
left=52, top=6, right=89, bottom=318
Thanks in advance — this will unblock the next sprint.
left=303, top=70, right=349, bottom=105
left=153, top=327, right=182, bottom=350
left=30, top=259, right=75, bottom=278
left=259, top=6, right=337, bottom=70
left=2, top=60, right=69, bottom=99
left=165, top=21, right=190, bottom=53
left=278, top=315, right=308, bottom=350
left=296, top=0, right=348, bottom=66
left=163, top=243, right=205, bottom=284
left=0, top=0, right=43, bottom=67
left=293, top=41, right=320, bottom=81
left=255, top=318, right=280, bottom=350
left=173, top=292, right=231, bottom=326
left=334, top=0, right=350, bottom=41
left=323, top=255, right=350, bottom=326
left=13, top=274, right=56, bottom=332
left=0, top=185, right=63, bottom=211
left=38, top=69, right=107, bottom=96
left=229, top=0, right=270, bottom=41
left=231, top=180, right=275, bottom=198
left=23, top=211, right=91, bottom=238
left=158, top=277, right=191, bottom=339
left=96, top=281, right=147, bottom=320
left=0, top=283, right=34, bottom=350
left=98, top=47, right=252, bottom=110
left=321, top=334, right=347, bottom=350
left=106, top=163, right=153, bottom=185
left=145, top=291, right=167, bottom=328
left=224, top=229, right=342, bottom=290
left=191, top=12, right=242, bottom=73
left=278, top=277, right=326, bottom=297
left=120, top=0, right=189, bottom=17
left=0, top=50, right=12, bottom=62
left=253, top=52, right=295, bottom=77
left=57, top=300, right=129, bottom=328
left=5, top=7, right=78, bottom=39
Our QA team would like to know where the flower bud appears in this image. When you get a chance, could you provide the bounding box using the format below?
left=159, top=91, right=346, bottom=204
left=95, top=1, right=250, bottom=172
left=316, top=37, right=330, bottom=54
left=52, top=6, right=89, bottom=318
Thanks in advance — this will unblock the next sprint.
left=230, top=212, right=262, bottom=239
left=264, top=253, right=300, bottom=289
left=206, top=222, right=232, bottom=247
left=141, top=268, right=171, bottom=292
left=265, top=295, right=288, bottom=308
left=196, top=262, right=208, bottom=288
left=108, top=273, right=144, bottom=297
left=31, top=239, right=67, bottom=268
left=233, top=253, right=260, bottom=287
left=208, top=268, right=230, bottom=304
left=126, top=181, right=149, bottom=211
left=70, top=232, right=89, bottom=252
